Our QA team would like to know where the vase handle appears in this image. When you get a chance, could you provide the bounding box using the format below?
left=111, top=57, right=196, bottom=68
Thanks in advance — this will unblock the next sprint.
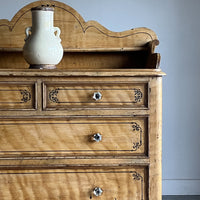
left=54, top=27, right=61, bottom=42
left=25, top=27, right=32, bottom=41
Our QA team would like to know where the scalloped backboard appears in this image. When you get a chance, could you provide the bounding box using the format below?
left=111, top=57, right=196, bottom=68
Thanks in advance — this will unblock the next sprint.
left=0, top=0, right=158, bottom=50
left=0, top=1, right=160, bottom=69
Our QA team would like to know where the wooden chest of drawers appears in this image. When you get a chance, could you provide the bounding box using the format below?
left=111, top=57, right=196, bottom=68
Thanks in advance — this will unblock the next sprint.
left=0, top=71, right=164, bottom=199
left=0, top=1, right=165, bottom=199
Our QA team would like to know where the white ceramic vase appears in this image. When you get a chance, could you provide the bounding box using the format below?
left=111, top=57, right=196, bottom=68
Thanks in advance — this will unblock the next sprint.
left=23, top=6, right=63, bottom=69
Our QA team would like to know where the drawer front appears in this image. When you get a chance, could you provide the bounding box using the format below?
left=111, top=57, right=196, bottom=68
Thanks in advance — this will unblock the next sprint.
left=0, top=82, right=36, bottom=110
left=43, top=82, right=148, bottom=109
left=0, top=167, right=147, bottom=200
left=0, top=117, right=148, bottom=156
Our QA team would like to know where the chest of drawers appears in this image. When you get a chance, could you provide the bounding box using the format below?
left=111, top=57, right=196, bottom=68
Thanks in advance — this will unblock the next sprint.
left=0, top=1, right=165, bottom=199
left=0, top=70, right=164, bottom=200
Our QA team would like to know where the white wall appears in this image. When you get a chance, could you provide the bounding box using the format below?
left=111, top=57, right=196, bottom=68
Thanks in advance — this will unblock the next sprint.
left=1, top=0, right=200, bottom=195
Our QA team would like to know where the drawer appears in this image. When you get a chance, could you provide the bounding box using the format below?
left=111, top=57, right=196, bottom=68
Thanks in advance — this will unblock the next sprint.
left=0, top=82, right=36, bottom=110
left=0, top=167, right=148, bottom=200
left=0, top=117, right=148, bottom=156
left=43, top=82, right=148, bottom=110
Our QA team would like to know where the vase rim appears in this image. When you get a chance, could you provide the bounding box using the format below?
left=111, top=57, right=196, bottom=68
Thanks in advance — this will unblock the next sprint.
left=31, top=6, right=54, bottom=12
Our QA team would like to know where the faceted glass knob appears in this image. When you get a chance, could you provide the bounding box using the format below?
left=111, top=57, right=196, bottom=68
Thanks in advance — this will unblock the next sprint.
left=92, top=133, right=102, bottom=142
left=93, top=187, right=103, bottom=196
left=93, top=92, right=102, bottom=101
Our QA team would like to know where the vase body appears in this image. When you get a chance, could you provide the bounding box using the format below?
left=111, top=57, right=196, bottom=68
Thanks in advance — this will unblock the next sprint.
left=23, top=7, right=63, bottom=69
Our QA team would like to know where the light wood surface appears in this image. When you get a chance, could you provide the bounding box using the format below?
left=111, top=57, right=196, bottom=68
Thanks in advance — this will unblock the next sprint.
left=148, top=77, right=163, bottom=199
left=0, top=82, right=36, bottom=110
left=0, top=1, right=164, bottom=199
left=0, top=117, right=147, bottom=156
left=0, top=73, right=163, bottom=199
left=0, top=167, right=147, bottom=200
left=0, top=68, right=166, bottom=77
left=44, top=82, right=148, bottom=109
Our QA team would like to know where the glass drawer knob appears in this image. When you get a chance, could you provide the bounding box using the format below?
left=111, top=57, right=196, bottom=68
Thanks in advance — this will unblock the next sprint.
left=93, top=92, right=102, bottom=101
left=93, top=187, right=103, bottom=196
left=92, top=133, right=102, bottom=142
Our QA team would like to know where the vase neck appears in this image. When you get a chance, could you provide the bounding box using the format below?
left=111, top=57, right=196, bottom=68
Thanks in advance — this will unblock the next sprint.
left=32, top=10, right=54, bottom=30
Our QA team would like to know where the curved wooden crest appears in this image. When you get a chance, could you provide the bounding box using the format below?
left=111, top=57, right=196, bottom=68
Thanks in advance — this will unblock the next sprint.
left=0, top=0, right=158, bottom=51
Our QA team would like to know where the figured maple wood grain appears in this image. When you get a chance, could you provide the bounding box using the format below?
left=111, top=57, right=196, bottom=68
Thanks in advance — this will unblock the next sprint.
left=0, top=68, right=166, bottom=77
left=0, top=73, right=163, bottom=200
left=44, top=82, right=148, bottom=109
left=0, top=167, right=147, bottom=200
left=0, top=82, right=36, bottom=110
left=0, top=117, right=148, bottom=156
left=148, top=77, right=162, bottom=200
left=0, top=158, right=150, bottom=169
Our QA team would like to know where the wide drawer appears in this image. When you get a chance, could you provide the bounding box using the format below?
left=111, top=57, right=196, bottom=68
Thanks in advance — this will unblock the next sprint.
left=0, top=167, right=147, bottom=200
left=0, top=117, right=148, bottom=156
left=43, top=82, right=148, bottom=109
left=0, top=82, right=36, bottom=110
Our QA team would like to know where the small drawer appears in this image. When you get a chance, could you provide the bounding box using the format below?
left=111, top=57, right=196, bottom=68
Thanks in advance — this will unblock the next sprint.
left=0, top=167, right=148, bottom=200
left=43, top=82, right=148, bottom=110
left=0, top=82, right=36, bottom=110
left=0, top=117, right=148, bottom=156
